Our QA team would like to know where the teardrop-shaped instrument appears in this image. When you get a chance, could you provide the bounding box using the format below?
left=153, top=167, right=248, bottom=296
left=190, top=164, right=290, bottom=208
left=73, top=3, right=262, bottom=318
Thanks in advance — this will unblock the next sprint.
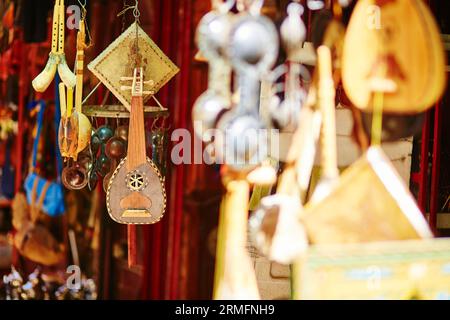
left=106, top=68, right=166, bottom=224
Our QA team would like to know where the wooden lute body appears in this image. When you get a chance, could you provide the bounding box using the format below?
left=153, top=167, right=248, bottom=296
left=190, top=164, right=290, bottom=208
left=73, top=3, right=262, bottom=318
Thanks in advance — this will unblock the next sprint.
left=106, top=68, right=166, bottom=224
left=342, top=0, right=446, bottom=114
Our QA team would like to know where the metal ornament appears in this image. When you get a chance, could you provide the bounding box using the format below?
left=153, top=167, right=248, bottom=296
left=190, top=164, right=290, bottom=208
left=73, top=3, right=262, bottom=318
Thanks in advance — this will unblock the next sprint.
left=62, top=160, right=89, bottom=190
left=150, top=127, right=169, bottom=177
left=280, top=2, right=306, bottom=57
left=227, top=13, right=278, bottom=78
left=192, top=0, right=234, bottom=142
left=196, top=0, right=235, bottom=62
left=270, top=3, right=308, bottom=132
left=215, top=5, right=279, bottom=171
left=215, top=74, right=266, bottom=170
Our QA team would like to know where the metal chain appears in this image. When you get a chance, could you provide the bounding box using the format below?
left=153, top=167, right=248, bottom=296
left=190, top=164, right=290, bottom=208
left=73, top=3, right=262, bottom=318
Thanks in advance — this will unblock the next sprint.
left=117, top=0, right=141, bottom=67
left=122, top=0, right=127, bottom=32
left=134, top=0, right=140, bottom=68
left=77, top=0, right=93, bottom=48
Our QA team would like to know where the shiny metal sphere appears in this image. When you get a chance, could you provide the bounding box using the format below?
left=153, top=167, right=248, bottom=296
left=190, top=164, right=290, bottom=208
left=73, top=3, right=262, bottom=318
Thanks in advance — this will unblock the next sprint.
left=232, top=20, right=268, bottom=65
left=229, top=15, right=279, bottom=76
left=192, top=90, right=229, bottom=142
left=196, top=12, right=233, bottom=61
left=215, top=113, right=267, bottom=170
left=281, top=3, right=306, bottom=52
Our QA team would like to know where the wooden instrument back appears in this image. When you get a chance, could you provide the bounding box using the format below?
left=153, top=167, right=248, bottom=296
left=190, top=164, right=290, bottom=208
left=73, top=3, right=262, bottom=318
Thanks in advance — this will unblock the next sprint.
left=342, top=0, right=446, bottom=114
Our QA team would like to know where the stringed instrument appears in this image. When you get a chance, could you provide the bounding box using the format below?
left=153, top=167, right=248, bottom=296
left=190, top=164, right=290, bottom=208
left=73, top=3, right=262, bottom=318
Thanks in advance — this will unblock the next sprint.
left=292, top=47, right=433, bottom=299
left=301, top=47, right=433, bottom=245
left=60, top=19, right=92, bottom=190
left=106, top=68, right=166, bottom=225
left=342, top=0, right=446, bottom=114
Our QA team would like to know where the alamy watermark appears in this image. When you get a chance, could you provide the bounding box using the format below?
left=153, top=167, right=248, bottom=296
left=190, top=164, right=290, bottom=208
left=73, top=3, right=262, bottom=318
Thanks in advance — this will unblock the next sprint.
left=171, top=122, right=282, bottom=167
left=66, top=5, right=83, bottom=30
left=66, top=265, right=81, bottom=290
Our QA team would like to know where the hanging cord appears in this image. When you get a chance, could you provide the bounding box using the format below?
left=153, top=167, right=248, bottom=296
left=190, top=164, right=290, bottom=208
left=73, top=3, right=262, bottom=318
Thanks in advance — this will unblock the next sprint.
left=134, top=1, right=140, bottom=68
left=83, top=0, right=141, bottom=106
left=77, top=0, right=93, bottom=47
left=117, top=0, right=141, bottom=68
left=121, top=0, right=128, bottom=32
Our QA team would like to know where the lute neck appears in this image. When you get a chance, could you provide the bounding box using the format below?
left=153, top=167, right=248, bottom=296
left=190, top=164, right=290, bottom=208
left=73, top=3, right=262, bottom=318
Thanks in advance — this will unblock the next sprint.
left=127, top=96, right=147, bottom=170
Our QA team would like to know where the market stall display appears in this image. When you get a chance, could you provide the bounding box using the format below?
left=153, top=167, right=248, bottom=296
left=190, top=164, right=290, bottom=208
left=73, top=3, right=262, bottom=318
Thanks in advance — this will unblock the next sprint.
left=0, top=0, right=449, bottom=302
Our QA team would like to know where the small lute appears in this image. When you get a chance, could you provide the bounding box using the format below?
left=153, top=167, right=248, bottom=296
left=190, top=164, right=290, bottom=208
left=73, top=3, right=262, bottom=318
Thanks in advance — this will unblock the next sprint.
left=342, top=0, right=446, bottom=114
left=106, top=68, right=166, bottom=224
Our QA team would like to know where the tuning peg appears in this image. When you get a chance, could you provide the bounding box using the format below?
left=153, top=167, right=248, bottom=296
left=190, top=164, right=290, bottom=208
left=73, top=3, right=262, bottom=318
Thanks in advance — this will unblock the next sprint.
left=120, top=77, right=134, bottom=82
left=120, top=86, right=132, bottom=91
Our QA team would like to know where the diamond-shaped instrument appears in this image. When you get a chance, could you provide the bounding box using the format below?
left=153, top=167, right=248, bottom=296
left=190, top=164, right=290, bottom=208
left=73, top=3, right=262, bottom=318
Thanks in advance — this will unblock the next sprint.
left=88, top=22, right=179, bottom=111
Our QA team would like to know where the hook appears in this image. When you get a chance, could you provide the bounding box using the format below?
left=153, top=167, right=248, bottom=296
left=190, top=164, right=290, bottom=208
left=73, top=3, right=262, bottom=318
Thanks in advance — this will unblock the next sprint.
left=151, top=116, right=159, bottom=132
left=117, top=0, right=140, bottom=20
left=133, top=0, right=141, bottom=20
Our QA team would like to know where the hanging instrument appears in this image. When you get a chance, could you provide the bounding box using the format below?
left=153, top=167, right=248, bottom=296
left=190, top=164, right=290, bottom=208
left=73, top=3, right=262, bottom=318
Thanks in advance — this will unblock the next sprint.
left=342, top=0, right=446, bottom=114
left=301, top=53, right=433, bottom=245
left=59, top=18, right=92, bottom=189
left=58, top=84, right=79, bottom=159
left=58, top=31, right=92, bottom=160
left=106, top=68, right=166, bottom=225
left=32, top=0, right=76, bottom=92
left=73, top=18, right=92, bottom=154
